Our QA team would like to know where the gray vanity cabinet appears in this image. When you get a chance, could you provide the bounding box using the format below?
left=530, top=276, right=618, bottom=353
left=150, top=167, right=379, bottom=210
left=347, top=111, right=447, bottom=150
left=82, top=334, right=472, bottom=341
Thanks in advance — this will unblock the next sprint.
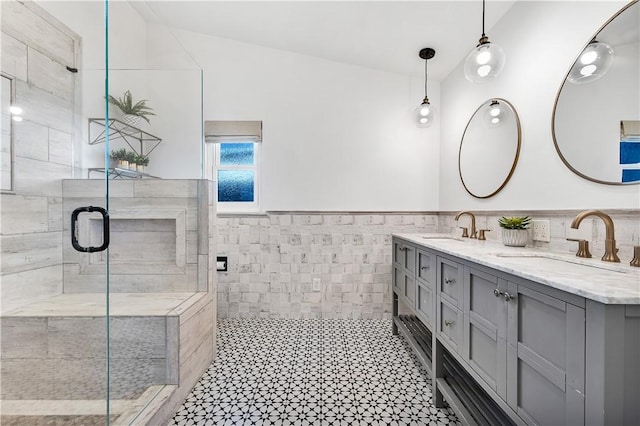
left=393, top=240, right=417, bottom=306
left=505, top=279, right=585, bottom=426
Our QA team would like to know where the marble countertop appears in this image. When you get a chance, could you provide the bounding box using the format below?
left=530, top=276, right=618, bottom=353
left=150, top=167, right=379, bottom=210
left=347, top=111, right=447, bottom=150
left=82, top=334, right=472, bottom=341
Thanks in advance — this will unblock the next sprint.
left=394, top=233, right=640, bottom=305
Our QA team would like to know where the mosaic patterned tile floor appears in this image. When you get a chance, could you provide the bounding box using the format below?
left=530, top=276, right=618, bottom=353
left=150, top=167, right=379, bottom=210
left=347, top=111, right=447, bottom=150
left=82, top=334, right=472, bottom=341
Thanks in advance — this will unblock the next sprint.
left=171, top=319, right=461, bottom=426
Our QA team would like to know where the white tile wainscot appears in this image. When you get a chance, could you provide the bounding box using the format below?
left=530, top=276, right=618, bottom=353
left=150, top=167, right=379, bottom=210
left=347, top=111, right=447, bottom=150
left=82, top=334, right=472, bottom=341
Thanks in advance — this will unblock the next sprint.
left=216, top=212, right=439, bottom=319
left=392, top=233, right=640, bottom=426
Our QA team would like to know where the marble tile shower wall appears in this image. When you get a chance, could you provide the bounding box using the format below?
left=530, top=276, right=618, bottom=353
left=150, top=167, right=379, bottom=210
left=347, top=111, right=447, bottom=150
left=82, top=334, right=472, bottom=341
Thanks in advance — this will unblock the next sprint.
left=217, top=210, right=639, bottom=319
left=216, top=214, right=439, bottom=319
left=1, top=1, right=79, bottom=313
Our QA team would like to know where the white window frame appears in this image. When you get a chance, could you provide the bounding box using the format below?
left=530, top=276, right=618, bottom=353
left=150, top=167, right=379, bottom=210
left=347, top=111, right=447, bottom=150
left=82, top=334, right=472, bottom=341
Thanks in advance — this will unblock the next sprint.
left=206, top=140, right=260, bottom=213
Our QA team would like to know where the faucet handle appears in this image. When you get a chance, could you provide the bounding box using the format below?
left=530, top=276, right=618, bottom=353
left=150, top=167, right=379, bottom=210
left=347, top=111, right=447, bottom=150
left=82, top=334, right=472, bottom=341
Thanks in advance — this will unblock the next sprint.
left=567, top=238, right=592, bottom=259
left=478, top=229, right=491, bottom=241
left=459, top=227, right=469, bottom=238
left=631, top=246, right=640, bottom=267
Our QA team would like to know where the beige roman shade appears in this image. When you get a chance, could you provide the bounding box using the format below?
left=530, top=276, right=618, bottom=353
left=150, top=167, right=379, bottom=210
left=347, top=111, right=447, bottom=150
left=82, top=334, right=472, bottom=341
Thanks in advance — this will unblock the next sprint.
left=204, top=120, right=262, bottom=143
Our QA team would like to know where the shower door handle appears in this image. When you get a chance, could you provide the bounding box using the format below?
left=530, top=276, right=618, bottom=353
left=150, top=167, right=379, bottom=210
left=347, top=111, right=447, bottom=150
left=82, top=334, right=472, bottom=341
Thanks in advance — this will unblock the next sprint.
left=71, top=206, right=110, bottom=253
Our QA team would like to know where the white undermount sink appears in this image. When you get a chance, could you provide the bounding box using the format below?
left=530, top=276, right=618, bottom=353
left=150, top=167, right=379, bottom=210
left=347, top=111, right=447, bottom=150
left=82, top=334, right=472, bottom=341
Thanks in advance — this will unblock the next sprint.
left=418, top=235, right=465, bottom=242
left=493, top=252, right=636, bottom=274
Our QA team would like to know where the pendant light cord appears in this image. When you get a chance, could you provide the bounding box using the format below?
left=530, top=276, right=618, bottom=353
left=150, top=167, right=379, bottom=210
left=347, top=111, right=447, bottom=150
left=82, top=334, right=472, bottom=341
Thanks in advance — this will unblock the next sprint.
left=424, top=58, right=428, bottom=99
left=482, top=0, right=486, bottom=37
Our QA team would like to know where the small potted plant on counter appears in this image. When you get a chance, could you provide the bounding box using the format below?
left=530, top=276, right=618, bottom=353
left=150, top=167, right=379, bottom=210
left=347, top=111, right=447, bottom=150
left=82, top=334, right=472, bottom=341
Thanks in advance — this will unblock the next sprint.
left=110, top=148, right=129, bottom=169
left=498, top=216, right=531, bottom=247
left=107, top=90, right=155, bottom=128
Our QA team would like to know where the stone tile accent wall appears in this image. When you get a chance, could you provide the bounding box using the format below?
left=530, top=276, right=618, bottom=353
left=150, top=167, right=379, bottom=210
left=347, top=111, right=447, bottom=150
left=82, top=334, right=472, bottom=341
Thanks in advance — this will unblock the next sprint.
left=216, top=213, right=439, bottom=319
left=218, top=210, right=639, bottom=319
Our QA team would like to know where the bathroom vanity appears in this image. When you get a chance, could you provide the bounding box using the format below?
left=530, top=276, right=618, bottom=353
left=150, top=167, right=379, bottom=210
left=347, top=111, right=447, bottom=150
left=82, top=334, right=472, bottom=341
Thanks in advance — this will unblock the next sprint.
left=392, top=234, right=640, bottom=426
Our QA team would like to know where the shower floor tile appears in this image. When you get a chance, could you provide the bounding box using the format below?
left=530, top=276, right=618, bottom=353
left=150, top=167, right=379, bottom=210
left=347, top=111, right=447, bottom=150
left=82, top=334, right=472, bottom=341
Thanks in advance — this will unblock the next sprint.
left=171, top=319, right=461, bottom=426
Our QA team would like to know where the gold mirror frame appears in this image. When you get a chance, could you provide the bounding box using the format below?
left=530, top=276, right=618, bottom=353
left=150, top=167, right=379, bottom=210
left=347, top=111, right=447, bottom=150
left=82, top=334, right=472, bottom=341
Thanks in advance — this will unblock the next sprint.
left=552, top=0, right=639, bottom=186
left=458, top=98, right=522, bottom=199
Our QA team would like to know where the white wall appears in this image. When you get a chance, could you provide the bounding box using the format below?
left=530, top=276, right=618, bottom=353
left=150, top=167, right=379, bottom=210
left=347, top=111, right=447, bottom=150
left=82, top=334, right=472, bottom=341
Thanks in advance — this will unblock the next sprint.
left=440, top=1, right=640, bottom=211
left=170, top=29, right=440, bottom=211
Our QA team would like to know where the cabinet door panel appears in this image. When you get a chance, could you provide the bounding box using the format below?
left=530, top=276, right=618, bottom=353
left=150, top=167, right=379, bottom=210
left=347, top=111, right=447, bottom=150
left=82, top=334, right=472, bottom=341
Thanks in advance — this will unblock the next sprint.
left=507, top=281, right=585, bottom=425
left=405, top=274, right=416, bottom=305
left=417, top=283, right=434, bottom=328
left=463, top=267, right=507, bottom=399
left=393, top=267, right=403, bottom=294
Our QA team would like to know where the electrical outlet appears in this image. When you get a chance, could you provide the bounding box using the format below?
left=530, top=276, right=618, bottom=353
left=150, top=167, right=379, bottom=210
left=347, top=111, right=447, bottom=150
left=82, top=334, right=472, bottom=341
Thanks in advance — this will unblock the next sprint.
left=532, top=219, right=551, bottom=242
left=312, top=278, right=321, bottom=292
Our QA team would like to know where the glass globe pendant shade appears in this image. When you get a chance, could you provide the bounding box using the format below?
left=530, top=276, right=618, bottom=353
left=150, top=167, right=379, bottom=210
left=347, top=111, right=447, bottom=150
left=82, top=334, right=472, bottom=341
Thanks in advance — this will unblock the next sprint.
left=464, top=38, right=506, bottom=83
left=416, top=99, right=435, bottom=128
left=567, top=41, right=614, bottom=84
left=483, top=100, right=503, bottom=127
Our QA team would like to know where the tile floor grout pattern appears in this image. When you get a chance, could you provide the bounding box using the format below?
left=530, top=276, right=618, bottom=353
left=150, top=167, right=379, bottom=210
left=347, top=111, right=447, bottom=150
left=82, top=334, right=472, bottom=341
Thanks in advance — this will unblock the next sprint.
left=170, top=318, right=461, bottom=425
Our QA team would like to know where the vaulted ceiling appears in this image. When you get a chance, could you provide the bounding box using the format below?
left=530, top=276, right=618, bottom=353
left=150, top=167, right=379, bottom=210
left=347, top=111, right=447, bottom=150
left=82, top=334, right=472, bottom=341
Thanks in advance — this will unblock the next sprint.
left=132, top=1, right=516, bottom=80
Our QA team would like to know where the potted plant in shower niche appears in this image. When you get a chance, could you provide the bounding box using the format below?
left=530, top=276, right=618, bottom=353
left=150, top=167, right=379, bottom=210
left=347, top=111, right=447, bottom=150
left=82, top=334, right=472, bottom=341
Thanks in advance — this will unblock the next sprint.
left=107, top=90, right=155, bottom=128
left=498, top=216, right=531, bottom=247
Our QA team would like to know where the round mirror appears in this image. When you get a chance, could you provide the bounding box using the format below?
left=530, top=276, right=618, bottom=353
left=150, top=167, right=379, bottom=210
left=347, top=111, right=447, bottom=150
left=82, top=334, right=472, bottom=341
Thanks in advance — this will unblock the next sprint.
left=553, top=0, right=640, bottom=185
left=458, top=98, right=521, bottom=198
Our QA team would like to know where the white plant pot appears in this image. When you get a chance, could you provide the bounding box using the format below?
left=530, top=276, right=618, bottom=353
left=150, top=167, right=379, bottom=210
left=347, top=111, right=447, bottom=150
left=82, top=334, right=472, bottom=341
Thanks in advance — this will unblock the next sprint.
left=137, top=164, right=145, bottom=173
left=117, top=160, right=128, bottom=169
left=121, top=114, right=142, bottom=128
left=128, top=162, right=137, bottom=171
left=501, top=229, right=528, bottom=247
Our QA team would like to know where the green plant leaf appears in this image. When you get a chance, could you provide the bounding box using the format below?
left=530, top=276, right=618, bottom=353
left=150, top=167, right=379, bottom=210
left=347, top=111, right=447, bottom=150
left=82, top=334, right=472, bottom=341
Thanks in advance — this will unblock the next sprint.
left=498, top=216, right=532, bottom=229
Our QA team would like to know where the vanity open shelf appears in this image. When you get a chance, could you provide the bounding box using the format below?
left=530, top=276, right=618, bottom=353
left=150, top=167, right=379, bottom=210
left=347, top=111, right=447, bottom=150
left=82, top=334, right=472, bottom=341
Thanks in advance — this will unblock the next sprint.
left=392, top=234, right=640, bottom=426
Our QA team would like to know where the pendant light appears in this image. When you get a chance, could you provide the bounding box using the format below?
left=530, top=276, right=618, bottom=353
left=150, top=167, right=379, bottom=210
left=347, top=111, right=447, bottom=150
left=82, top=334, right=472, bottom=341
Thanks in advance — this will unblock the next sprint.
left=567, top=40, right=614, bottom=84
left=484, top=100, right=503, bottom=127
left=416, top=47, right=436, bottom=128
left=464, top=0, right=505, bottom=83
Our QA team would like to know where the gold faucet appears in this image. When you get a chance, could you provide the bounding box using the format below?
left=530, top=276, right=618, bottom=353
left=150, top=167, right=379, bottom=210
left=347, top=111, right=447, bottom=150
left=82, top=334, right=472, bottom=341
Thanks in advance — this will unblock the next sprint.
left=570, top=210, right=620, bottom=263
left=455, top=211, right=477, bottom=239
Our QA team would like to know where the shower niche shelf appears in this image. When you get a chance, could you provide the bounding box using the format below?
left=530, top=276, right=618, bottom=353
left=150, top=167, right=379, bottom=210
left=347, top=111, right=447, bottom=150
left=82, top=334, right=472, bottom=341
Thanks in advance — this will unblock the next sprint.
left=88, top=118, right=162, bottom=157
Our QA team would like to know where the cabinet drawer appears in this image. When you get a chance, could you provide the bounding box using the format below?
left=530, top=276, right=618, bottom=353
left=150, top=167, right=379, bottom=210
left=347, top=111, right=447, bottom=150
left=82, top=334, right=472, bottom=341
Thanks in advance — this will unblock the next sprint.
left=394, top=240, right=416, bottom=273
left=438, top=257, right=462, bottom=307
left=439, top=299, right=463, bottom=353
left=417, top=250, right=435, bottom=283
left=416, top=283, right=435, bottom=328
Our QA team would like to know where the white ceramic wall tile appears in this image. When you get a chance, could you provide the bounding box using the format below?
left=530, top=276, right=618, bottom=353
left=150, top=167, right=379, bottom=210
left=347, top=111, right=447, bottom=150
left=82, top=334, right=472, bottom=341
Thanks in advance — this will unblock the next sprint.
left=1, top=264, right=63, bottom=313
left=0, top=0, right=75, bottom=67
left=13, top=156, right=69, bottom=197
left=27, top=46, right=74, bottom=102
left=15, top=80, right=73, bottom=133
left=0, top=194, right=49, bottom=234
left=0, top=231, right=62, bottom=274
left=13, top=120, right=49, bottom=161
left=0, top=31, right=28, bottom=80
left=48, top=128, right=73, bottom=166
